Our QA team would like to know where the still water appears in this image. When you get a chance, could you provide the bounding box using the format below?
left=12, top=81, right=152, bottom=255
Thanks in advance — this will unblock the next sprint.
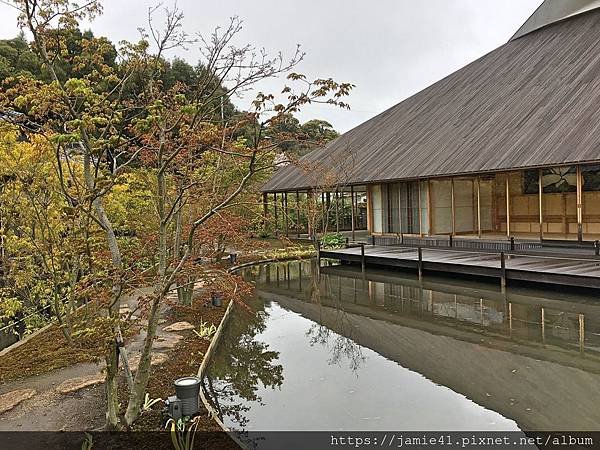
left=204, top=260, right=600, bottom=433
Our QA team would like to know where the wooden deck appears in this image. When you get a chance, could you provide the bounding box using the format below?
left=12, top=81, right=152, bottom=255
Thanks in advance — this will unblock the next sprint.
left=320, top=245, right=600, bottom=289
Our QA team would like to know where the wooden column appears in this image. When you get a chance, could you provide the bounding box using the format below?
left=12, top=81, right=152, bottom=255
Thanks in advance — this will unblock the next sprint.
left=577, top=165, right=583, bottom=242
left=506, top=176, right=511, bottom=238
left=539, top=169, right=544, bottom=241
left=427, top=179, right=433, bottom=236
left=284, top=192, right=289, bottom=237
left=335, top=190, right=340, bottom=233
left=273, top=192, right=278, bottom=236
left=418, top=181, right=424, bottom=237
left=476, top=176, right=482, bottom=238
left=366, top=185, right=373, bottom=233
left=350, top=185, right=356, bottom=242
left=296, top=190, right=300, bottom=237
left=307, top=190, right=313, bottom=238
left=451, top=178, right=456, bottom=236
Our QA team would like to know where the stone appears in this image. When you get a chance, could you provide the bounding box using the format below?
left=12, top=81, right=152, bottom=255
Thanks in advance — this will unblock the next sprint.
left=0, top=389, right=36, bottom=415
left=154, top=334, right=183, bottom=349
left=56, top=374, right=105, bottom=394
left=128, top=352, right=169, bottom=371
left=163, top=321, right=195, bottom=332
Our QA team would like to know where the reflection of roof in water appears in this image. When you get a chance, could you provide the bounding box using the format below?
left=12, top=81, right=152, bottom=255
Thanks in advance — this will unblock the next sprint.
left=249, top=261, right=600, bottom=431
left=263, top=290, right=600, bottom=431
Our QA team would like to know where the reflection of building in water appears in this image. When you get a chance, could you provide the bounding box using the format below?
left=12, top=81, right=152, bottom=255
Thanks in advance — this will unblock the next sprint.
left=246, top=260, right=600, bottom=354
left=244, top=260, right=600, bottom=431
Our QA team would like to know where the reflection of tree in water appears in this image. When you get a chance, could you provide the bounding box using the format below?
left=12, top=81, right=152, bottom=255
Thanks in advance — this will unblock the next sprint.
left=203, top=297, right=284, bottom=429
left=306, top=267, right=366, bottom=372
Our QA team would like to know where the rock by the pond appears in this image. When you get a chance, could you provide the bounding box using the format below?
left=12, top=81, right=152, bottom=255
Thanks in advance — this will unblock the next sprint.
left=163, top=321, right=194, bottom=332
left=129, top=352, right=169, bottom=371
left=154, top=334, right=183, bottom=349
left=0, top=389, right=36, bottom=414
left=56, top=374, right=105, bottom=394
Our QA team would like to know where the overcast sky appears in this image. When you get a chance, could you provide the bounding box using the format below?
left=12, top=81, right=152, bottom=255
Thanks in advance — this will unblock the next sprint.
left=0, top=0, right=542, bottom=133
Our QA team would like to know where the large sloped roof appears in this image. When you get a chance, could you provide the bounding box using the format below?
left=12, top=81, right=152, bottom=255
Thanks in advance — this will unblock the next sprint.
left=262, top=7, right=600, bottom=192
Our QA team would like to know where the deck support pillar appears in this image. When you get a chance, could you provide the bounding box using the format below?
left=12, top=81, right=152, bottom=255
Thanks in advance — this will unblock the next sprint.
left=418, top=247, right=423, bottom=280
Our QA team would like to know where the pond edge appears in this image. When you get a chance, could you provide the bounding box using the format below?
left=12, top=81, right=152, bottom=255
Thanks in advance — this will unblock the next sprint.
left=196, top=256, right=313, bottom=449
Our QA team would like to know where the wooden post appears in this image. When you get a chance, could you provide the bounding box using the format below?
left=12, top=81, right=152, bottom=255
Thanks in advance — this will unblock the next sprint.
left=360, top=242, right=366, bottom=273
left=351, top=185, right=356, bottom=242
left=418, top=180, right=423, bottom=237
left=476, top=176, right=482, bottom=238
left=539, top=169, right=544, bottom=241
left=500, top=251, right=506, bottom=290
left=427, top=179, right=433, bottom=236
left=273, top=192, right=278, bottom=237
left=418, top=247, right=423, bottom=280
left=366, top=185, right=373, bottom=234
left=577, top=165, right=583, bottom=242
left=579, top=313, right=585, bottom=353
left=296, top=190, right=301, bottom=238
left=451, top=178, right=456, bottom=236
left=284, top=192, right=289, bottom=237
left=307, top=190, right=313, bottom=238
left=335, top=190, right=340, bottom=234
left=506, top=176, right=511, bottom=238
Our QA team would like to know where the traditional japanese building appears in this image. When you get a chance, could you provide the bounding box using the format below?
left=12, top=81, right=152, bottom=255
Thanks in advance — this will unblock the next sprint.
left=262, top=0, right=600, bottom=243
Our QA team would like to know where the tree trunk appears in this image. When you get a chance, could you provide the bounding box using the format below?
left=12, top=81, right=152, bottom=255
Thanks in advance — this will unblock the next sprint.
left=104, top=342, right=120, bottom=429
left=123, top=289, right=161, bottom=426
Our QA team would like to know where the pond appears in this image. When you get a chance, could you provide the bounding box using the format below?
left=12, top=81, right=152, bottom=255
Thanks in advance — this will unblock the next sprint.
left=203, top=259, right=600, bottom=437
